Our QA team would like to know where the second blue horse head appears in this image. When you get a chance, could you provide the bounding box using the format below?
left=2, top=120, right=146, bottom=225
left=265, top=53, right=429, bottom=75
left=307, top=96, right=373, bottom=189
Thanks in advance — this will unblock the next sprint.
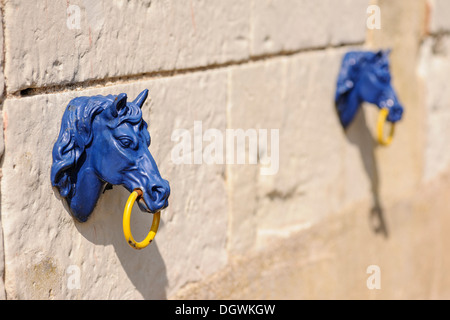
left=335, top=50, right=404, bottom=129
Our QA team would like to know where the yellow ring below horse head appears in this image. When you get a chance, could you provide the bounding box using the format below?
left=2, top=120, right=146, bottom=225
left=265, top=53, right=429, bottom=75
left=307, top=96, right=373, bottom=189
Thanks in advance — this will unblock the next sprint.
left=123, top=189, right=161, bottom=250
left=377, top=108, right=395, bottom=146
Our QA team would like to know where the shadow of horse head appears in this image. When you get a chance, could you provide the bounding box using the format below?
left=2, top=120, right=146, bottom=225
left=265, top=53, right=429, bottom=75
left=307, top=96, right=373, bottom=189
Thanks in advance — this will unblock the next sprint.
left=51, top=89, right=170, bottom=222
left=335, top=50, right=404, bottom=129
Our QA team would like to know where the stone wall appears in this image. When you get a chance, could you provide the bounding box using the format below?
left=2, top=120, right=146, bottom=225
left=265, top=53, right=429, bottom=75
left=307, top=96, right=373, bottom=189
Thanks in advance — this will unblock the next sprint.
left=0, top=0, right=449, bottom=300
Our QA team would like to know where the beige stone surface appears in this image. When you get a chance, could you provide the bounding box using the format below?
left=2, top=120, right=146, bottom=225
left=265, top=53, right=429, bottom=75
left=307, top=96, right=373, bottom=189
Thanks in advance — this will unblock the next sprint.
left=251, top=0, right=369, bottom=56
left=0, top=6, right=4, bottom=100
left=1, top=69, right=228, bottom=299
left=0, top=5, right=6, bottom=299
left=0, top=112, right=4, bottom=299
left=429, top=0, right=450, bottom=34
left=3, top=0, right=369, bottom=94
left=366, top=0, right=426, bottom=203
left=173, top=174, right=450, bottom=300
left=419, top=36, right=450, bottom=181
left=4, top=0, right=251, bottom=93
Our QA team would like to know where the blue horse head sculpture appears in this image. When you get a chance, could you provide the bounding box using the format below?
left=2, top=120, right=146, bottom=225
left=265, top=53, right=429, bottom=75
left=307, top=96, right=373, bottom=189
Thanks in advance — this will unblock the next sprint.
left=51, top=89, right=170, bottom=222
left=335, top=50, right=404, bottom=129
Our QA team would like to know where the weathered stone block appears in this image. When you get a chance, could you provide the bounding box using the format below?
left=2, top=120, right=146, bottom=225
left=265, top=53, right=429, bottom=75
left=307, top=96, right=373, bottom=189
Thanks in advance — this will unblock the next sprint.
left=429, top=0, right=450, bottom=34
left=4, top=0, right=250, bottom=93
left=251, top=0, right=368, bottom=56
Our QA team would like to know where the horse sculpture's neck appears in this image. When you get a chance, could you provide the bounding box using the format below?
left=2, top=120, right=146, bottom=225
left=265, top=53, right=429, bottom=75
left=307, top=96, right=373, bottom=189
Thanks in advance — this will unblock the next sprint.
left=67, top=160, right=106, bottom=222
left=339, top=84, right=362, bottom=128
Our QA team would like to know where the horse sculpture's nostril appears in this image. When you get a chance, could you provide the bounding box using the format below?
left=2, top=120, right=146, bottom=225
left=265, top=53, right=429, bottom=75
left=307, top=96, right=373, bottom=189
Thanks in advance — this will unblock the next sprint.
left=152, top=184, right=170, bottom=201
left=149, top=186, right=159, bottom=201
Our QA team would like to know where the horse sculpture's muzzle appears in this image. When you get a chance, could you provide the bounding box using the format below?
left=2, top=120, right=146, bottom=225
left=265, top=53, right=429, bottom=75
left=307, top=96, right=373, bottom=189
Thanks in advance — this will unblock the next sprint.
left=137, top=179, right=171, bottom=214
left=378, top=87, right=403, bottom=123
left=126, top=153, right=171, bottom=214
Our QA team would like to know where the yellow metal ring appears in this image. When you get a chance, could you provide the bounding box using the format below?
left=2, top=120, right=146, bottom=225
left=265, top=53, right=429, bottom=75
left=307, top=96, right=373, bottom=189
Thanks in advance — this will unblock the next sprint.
left=123, top=189, right=160, bottom=250
left=377, top=108, right=395, bottom=146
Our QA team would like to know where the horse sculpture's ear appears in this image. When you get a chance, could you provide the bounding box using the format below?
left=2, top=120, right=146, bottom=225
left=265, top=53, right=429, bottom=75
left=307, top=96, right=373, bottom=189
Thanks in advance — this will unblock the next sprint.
left=374, top=49, right=391, bottom=60
left=110, top=93, right=128, bottom=117
left=374, top=50, right=384, bottom=60
left=133, top=89, right=149, bottom=109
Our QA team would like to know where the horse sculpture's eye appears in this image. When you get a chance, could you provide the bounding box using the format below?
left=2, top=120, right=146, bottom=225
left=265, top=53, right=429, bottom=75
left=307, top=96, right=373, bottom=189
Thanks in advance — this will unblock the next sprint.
left=376, top=68, right=391, bottom=83
left=118, top=137, right=134, bottom=148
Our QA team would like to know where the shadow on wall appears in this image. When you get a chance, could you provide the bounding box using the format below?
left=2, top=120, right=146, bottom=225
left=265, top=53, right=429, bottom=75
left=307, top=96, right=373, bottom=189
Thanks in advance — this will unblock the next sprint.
left=73, top=186, right=168, bottom=299
left=345, top=108, right=389, bottom=238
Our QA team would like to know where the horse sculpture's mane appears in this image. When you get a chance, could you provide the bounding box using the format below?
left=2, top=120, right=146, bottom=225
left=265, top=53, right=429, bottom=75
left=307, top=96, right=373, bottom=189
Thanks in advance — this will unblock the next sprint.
left=51, top=93, right=149, bottom=201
